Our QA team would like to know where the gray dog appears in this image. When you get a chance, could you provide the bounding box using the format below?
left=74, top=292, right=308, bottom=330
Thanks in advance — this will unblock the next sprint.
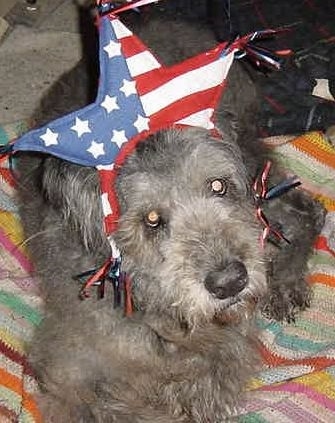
left=17, top=10, right=325, bottom=423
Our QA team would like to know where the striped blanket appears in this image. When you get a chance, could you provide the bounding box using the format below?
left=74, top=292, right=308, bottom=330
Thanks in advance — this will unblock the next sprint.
left=240, top=132, right=335, bottom=422
left=0, top=122, right=42, bottom=422
left=0, top=122, right=334, bottom=422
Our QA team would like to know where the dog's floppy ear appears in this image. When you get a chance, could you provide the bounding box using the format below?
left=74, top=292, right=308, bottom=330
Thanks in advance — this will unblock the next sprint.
left=40, top=156, right=106, bottom=251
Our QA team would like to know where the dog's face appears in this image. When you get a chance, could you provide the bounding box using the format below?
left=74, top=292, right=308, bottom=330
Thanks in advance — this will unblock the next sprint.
left=115, top=128, right=267, bottom=326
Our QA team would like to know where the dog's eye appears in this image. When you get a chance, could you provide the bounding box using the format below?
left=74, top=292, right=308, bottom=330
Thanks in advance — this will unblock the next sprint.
left=209, top=178, right=227, bottom=196
left=144, top=210, right=161, bottom=228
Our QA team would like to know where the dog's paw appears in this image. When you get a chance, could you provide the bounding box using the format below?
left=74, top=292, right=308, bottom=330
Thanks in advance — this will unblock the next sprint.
left=261, top=282, right=311, bottom=323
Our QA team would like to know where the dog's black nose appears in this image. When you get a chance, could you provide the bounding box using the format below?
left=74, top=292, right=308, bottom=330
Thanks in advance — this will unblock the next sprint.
left=204, top=261, right=248, bottom=299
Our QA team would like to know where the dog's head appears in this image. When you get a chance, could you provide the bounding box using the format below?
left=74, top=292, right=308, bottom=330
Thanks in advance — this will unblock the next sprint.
left=114, top=127, right=267, bottom=326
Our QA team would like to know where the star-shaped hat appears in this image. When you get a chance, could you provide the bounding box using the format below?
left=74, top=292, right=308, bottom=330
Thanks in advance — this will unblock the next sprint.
left=12, top=1, right=287, bottom=240
left=13, top=11, right=238, bottom=236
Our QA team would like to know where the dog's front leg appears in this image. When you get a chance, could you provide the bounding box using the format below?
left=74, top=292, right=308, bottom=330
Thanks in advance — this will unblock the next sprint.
left=262, top=190, right=326, bottom=321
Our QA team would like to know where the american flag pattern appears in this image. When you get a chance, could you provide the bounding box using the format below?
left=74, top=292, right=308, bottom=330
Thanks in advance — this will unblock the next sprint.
left=13, top=14, right=236, bottom=236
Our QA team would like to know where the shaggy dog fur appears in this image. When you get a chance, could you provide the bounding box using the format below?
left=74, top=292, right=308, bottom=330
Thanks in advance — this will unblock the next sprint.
left=17, top=9, right=325, bottom=423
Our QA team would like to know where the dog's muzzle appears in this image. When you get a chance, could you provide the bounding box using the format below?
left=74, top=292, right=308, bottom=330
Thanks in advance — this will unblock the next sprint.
left=204, top=261, right=248, bottom=300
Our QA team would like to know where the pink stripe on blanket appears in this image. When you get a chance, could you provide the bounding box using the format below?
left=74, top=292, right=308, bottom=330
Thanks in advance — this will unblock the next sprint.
left=261, top=381, right=335, bottom=412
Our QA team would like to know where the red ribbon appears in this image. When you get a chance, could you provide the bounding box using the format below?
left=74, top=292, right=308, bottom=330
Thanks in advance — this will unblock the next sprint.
left=80, top=257, right=113, bottom=299
left=98, top=0, right=161, bottom=16
left=253, top=161, right=290, bottom=248
left=124, top=275, right=133, bottom=316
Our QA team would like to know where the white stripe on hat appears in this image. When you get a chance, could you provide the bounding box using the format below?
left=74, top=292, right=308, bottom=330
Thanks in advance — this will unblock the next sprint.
left=101, top=192, right=113, bottom=216
left=139, top=52, right=235, bottom=116
left=126, top=51, right=161, bottom=78
left=97, top=164, right=115, bottom=171
left=107, top=235, right=121, bottom=259
left=111, top=19, right=133, bottom=39
left=176, top=108, right=215, bottom=130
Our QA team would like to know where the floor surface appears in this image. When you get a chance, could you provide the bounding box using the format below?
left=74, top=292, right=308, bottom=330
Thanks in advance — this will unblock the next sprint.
left=0, top=0, right=83, bottom=123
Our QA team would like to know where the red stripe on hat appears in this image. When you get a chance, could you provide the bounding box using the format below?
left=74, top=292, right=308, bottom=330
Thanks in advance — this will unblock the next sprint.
left=120, top=35, right=157, bottom=58
left=148, top=85, right=225, bottom=129
left=135, top=42, right=228, bottom=95
left=99, top=169, right=119, bottom=233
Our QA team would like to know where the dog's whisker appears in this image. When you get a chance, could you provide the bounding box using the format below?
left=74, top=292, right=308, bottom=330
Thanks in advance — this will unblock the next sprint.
left=19, top=227, right=62, bottom=248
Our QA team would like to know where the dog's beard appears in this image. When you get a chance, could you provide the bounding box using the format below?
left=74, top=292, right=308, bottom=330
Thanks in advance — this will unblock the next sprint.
left=150, top=261, right=267, bottom=328
left=212, top=291, right=260, bottom=325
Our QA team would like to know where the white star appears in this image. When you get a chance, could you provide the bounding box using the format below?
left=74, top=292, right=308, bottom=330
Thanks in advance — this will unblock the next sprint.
left=40, top=128, right=59, bottom=146
left=120, top=79, right=137, bottom=97
left=103, top=40, right=121, bottom=58
left=87, top=140, right=105, bottom=159
left=71, top=117, right=91, bottom=137
left=112, top=129, right=128, bottom=148
left=101, top=95, right=119, bottom=113
left=134, top=114, right=150, bottom=132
